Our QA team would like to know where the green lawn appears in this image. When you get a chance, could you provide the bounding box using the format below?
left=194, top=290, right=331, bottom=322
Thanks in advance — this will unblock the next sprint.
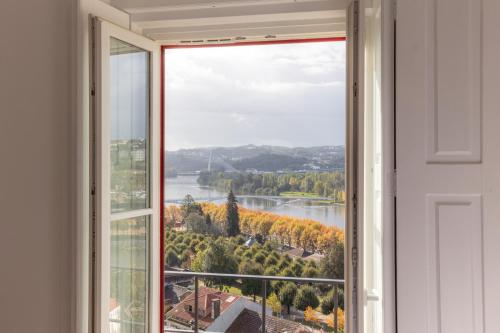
left=279, top=191, right=324, bottom=198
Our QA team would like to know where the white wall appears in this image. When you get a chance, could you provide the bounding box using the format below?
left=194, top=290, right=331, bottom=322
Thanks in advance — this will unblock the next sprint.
left=0, top=0, right=75, bottom=332
left=0, top=1, right=129, bottom=332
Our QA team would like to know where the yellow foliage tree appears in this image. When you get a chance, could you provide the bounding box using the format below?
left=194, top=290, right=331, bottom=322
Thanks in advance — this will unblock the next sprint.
left=198, top=202, right=345, bottom=252
left=267, top=293, right=282, bottom=315
left=326, top=308, right=345, bottom=330
left=304, top=306, right=319, bottom=324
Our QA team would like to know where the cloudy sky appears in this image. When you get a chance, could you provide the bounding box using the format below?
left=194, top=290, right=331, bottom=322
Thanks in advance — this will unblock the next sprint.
left=165, top=41, right=346, bottom=151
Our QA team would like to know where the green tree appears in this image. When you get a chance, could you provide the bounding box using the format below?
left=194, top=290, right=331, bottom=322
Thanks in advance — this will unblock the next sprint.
left=290, top=261, right=304, bottom=277
left=254, top=251, right=266, bottom=265
left=265, top=256, right=278, bottom=267
left=225, top=189, right=240, bottom=236
left=165, top=249, right=179, bottom=267
left=239, top=260, right=264, bottom=301
left=181, top=194, right=203, bottom=219
left=294, top=285, right=320, bottom=311
left=320, top=287, right=345, bottom=314
left=302, top=266, right=319, bottom=278
left=205, top=213, right=212, bottom=226
left=199, top=239, right=238, bottom=286
left=279, top=283, right=297, bottom=315
left=320, top=237, right=344, bottom=279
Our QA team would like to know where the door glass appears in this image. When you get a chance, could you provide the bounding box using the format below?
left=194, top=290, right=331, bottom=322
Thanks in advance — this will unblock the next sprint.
left=110, top=37, right=150, bottom=213
left=110, top=216, right=150, bottom=333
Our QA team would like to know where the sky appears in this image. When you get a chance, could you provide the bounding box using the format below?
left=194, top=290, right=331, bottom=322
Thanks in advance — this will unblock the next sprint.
left=164, top=41, right=346, bottom=151
left=110, top=41, right=149, bottom=141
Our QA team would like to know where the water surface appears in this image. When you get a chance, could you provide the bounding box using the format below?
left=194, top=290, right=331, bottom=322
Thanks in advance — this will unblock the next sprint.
left=165, top=175, right=345, bottom=229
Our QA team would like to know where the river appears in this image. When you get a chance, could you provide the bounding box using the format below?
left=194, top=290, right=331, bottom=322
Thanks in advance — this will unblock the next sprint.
left=165, top=175, right=345, bottom=229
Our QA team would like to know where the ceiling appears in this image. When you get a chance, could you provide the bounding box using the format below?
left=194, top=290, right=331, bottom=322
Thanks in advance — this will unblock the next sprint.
left=106, top=0, right=348, bottom=44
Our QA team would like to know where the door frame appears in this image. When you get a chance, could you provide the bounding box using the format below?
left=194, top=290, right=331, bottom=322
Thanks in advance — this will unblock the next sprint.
left=159, top=37, right=353, bottom=332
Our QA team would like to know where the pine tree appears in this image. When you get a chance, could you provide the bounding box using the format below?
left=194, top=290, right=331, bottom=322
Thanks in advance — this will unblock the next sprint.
left=205, top=213, right=212, bottom=226
left=225, top=189, right=240, bottom=236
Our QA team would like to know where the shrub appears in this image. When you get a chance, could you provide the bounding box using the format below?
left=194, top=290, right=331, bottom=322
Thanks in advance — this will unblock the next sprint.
left=302, top=267, right=319, bottom=278
left=254, top=251, right=266, bottom=264
left=265, top=256, right=278, bottom=267
left=320, top=288, right=345, bottom=314
left=294, top=285, right=319, bottom=311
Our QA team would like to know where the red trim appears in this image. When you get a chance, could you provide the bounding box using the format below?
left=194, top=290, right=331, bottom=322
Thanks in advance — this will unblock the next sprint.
left=162, top=36, right=346, bottom=49
left=158, top=36, right=344, bottom=332
left=159, top=47, right=166, bottom=331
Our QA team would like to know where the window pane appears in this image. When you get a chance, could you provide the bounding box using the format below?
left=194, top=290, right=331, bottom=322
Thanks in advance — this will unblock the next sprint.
left=110, top=37, right=150, bottom=213
left=110, top=216, right=150, bottom=333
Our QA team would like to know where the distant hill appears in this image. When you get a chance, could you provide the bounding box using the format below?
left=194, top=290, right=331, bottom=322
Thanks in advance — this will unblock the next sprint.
left=165, top=145, right=344, bottom=173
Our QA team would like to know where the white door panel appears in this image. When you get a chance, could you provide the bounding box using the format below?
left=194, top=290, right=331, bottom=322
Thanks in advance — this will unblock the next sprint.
left=93, top=18, right=161, bottom=333
left=396, top=0, right=500, bottom=332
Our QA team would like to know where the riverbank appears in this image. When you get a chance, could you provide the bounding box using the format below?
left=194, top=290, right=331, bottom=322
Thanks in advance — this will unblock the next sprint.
left=165, top=175, right=346, bottom=228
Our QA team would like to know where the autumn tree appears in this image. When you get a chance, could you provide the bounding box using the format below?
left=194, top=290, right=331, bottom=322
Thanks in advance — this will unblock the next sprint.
left=303, top=306, right=319, bottom=325
left=326, top=308, right=345, bottom=331
left=225, top=189, right=240, bottom=236
left=267, top=293, right=282, bottom=315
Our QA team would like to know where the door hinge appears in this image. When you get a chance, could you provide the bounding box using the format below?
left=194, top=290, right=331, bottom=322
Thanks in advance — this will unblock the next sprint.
left=393, top=169, right=398, bottom=197
left=353, top=82, right=358, bottom=98
left=352, top=246, right=358, bottom=266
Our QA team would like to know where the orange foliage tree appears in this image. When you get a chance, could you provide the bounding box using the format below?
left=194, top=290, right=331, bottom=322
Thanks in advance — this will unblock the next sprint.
left=199, top=203, right=344, bottom=253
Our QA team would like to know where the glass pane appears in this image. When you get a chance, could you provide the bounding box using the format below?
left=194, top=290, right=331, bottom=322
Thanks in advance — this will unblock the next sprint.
left=110, top=216, right=150, bottom=333
left=110, top=37, right=150, bottom=213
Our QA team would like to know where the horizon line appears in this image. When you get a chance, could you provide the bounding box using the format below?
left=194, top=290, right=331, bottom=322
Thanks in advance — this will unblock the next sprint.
left=165, top=143, right=346, bottom=152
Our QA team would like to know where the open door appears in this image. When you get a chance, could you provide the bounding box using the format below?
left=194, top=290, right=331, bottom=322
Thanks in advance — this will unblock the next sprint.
left=347, top=1, right=394, bottom=333
left=92, top=17, right=161, bottom=333
left=346, top=1, right=360, bottom=333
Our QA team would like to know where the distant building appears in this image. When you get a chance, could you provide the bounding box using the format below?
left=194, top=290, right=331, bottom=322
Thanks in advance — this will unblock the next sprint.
left=109, top=298, right=121, bottom=333
left=282, top=247, right=324, bottom=263
left=244, top=236, right=258, bottom=247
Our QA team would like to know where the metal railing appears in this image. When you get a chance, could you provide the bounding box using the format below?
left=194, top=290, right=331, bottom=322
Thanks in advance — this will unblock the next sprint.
left=163, top=270, right=344, bottom=333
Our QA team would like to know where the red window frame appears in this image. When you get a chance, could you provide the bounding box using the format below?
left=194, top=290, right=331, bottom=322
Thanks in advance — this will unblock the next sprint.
left=159, top=36, right=346, bottom=331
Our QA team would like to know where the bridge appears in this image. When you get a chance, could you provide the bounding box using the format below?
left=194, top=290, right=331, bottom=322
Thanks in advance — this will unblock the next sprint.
left=164, top=194, right=336, bottom=205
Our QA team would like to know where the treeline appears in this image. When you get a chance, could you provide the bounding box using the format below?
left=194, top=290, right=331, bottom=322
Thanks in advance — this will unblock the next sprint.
left=165, top=230, right=345, bottom=321
left=165, top=202, right=344, bottom=255
left=197, top=171, right=346, bottom=202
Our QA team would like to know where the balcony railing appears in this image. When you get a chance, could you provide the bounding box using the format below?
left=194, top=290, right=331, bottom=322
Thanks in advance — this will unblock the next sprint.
left=163, top=270, right=344, bottom=333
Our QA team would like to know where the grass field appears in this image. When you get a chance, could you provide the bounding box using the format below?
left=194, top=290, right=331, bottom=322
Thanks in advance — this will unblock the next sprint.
left=279, top=191, right=323, bottom=198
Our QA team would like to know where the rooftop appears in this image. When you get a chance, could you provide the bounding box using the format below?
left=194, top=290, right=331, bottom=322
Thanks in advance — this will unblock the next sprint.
left=226, top=308, right=312, bottom=333
left=166, top=286, right=240, bottom=330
